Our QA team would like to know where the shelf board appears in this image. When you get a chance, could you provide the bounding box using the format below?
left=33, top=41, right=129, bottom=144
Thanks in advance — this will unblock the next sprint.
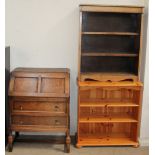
left=82, top=32, right=139, bottom=36
left=79, top=115, right=138, bottom=123
left=79, top=72, right=138, bottom=82
left=78, top=133, right=138, bottom=146
left=80, top=102, right=139, bottom=107
left=82, top=52, right=138, bottom=57
left=78, top=80, right=143, bottom=87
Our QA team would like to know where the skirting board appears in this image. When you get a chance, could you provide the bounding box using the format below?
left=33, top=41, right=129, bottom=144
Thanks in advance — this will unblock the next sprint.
left=139, top=138, right=149, bottom=146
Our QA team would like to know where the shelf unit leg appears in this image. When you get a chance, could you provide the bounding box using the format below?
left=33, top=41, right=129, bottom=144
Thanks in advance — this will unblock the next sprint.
left=133, top=144, right=139, bottom=148
left=76, top=144, right=82, bottom=149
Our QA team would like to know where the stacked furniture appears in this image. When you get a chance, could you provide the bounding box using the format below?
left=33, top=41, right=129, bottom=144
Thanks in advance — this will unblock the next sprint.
left=76, top=5, right=144, bottom=148
left=8, top=68, right=70, bottom=153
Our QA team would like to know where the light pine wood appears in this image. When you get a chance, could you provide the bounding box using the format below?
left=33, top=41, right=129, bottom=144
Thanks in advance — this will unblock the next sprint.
left=138, top=14, right=144, bottom=78
left=80, top=5, right=144, bottom=13
left=79, top=116, right=138, bottom=123
left=78, top=81, right=143, bottom=87
left=80, top=102, right=139, bottom=107
left=77, top=81, right=143, bottom=147
left=77, top=5, right=144, bottom=148
left=78, top=11, right=82, bottom=77
left=79, top=73, right=138, bottom=82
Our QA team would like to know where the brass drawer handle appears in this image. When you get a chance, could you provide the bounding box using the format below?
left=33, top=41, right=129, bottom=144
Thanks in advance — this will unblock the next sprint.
left=55, top=120, right=60, bottom=125
left=54, top=105, right=59, bottom=111
left=20, top=106, right=23, bottom=110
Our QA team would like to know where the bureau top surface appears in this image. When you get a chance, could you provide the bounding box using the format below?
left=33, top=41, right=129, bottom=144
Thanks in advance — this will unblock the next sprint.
left=13, top=67, right=70, bottom=73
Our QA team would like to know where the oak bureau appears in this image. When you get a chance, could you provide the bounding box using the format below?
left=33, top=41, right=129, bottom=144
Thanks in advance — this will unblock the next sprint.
left=8, top=68, right=70, bottom=153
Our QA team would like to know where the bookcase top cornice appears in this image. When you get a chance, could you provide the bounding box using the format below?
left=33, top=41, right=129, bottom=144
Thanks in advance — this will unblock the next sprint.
left=80, top=5, right=144, bottom=13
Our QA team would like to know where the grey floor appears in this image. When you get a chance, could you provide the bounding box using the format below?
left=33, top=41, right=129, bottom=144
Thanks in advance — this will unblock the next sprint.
left=6, top=143, right=149, bottom=155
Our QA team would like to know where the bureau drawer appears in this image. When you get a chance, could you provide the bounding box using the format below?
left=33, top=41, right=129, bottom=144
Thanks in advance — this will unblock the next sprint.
left=12, top=116, right=67, bottom=127
left=12, top=101, right=67, bottom=114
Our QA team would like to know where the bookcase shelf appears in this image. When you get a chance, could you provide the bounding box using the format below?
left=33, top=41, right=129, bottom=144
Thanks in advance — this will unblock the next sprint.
left=77, top=5, right=144, bottom=148
left=80, top=102, right=139, bottom=107
left=82, top=32, right=139, bottom=36
left=79, top=115, right=138, bottom=123
left=82, top=52, right=138, bottom=57
left=78, top=133, right=138, bottom=146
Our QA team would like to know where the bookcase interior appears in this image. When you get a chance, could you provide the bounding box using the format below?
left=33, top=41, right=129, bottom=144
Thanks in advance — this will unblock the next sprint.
left=80, top=11, right=142, bottom=77
left=82, top=12, right=141, bottom=32
left=79, top=122, right=138, bottom=142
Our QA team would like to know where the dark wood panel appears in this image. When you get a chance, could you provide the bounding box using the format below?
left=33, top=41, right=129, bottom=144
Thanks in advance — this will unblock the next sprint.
left=82, top=12, right=141, bottom=32
left=81, top=56, right=138, bottom=74
left=82, top=35, right=140, bottom=53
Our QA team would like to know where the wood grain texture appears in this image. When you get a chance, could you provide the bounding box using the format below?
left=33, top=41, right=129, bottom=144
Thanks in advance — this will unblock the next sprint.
left=77, top=5, right=144, bottom=148
left=80, top=5, right=144, bottom=13
left=82, top=32, right=139, bottom=35
left=77, top=82, right=143, bottom=147
left=8, top=68, right=70, bottom=153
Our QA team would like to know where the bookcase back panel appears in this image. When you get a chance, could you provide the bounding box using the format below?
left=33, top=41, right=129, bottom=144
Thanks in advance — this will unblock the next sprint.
left=82, top=12, right=141, bottom=33
left=80, top=107, right=138, bottom=119
left=81, top=56, right=138, bottom=74
left=82, top=35, right=139, bottom=53
left=80, top=88, right=139, bottom=103
left=79, top=122, right=137, bottom=140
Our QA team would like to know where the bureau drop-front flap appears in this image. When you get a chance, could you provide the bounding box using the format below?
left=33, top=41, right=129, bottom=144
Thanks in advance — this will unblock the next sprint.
left=9, top=68, right=70, bottom=97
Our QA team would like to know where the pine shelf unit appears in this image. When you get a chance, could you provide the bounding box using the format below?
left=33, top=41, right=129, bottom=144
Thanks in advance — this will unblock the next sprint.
left=77, top=5, right=144, bottom=148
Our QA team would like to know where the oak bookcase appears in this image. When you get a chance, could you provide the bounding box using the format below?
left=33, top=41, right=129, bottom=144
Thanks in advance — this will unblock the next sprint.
left=76, top=5, right=144, bottom=148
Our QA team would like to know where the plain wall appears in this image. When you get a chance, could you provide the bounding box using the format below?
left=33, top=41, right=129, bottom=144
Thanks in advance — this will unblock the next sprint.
left=6, top=0, right=149, bottom=145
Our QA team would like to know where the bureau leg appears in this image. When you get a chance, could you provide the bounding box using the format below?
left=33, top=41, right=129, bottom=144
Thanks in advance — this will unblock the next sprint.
left=65, top=131, right=71, bottom=153
left=15, top=132, right=19, bottom=137
left=7, top=132, right=13, bottom=152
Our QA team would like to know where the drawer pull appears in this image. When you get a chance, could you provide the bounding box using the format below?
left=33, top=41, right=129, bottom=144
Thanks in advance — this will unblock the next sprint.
left=54, top=105, right=59, bottom=111
left=20, top=106, right=23, bottom=110
left=55, top=120, right=60, bottom=125
left=20, top=121, right=23, bottom=125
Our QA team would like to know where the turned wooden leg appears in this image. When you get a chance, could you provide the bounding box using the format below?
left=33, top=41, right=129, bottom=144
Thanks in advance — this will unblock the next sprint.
left=65, top=131, right=71, bottom=153
left=7, top=132, right=13, bottom=152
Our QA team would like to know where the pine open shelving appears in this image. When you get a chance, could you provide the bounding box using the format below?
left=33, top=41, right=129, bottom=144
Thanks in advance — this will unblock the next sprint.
left=77, top=5, right=144, bottom=148
left=80, top=102, right=139, bottom=107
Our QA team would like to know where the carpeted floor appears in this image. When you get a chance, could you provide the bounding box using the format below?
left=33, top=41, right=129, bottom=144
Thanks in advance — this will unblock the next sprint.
left=6, top=143, right=149, bottom=155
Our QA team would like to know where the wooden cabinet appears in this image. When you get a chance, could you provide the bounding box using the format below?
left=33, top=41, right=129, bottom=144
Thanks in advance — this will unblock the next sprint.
left=77, top=5, right=144, bottom=148
left=8, top=68, right=70, bottom=153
